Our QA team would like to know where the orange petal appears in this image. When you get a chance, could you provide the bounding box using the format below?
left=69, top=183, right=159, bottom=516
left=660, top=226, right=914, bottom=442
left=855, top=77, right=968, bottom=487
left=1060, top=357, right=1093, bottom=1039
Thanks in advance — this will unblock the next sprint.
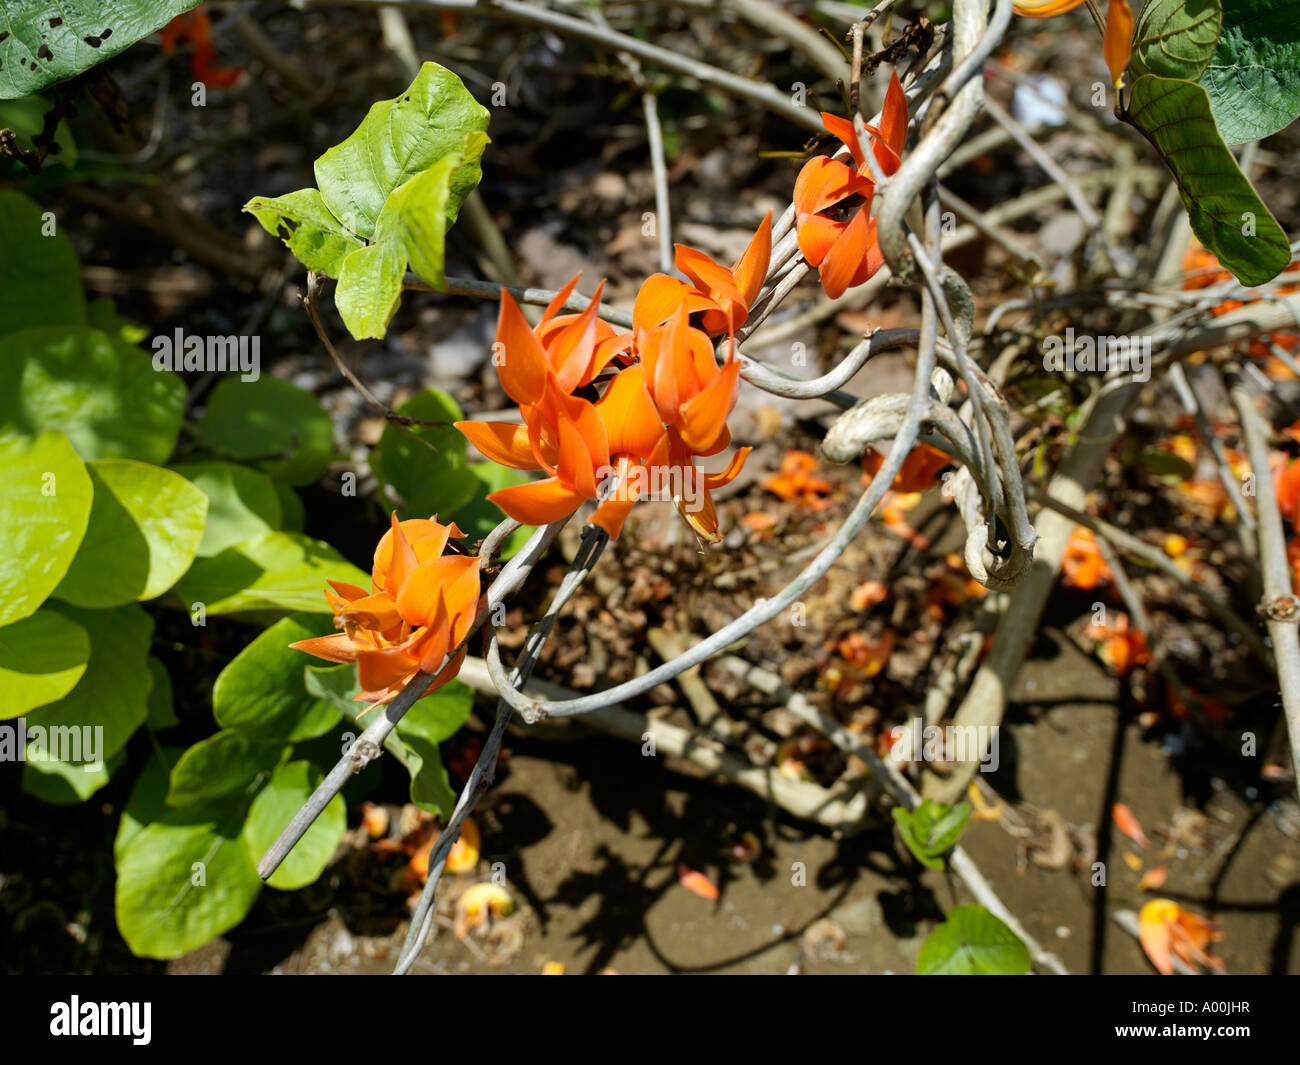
left=597, top=365, right=667, bottom=460
left=819, top=207, right=871, bottom=300
left=488, top=476, right=587, bottom=526
left=633, top=273, right=713, bottom=333
left=557, top=413, right=600, bottom=500
left=734, top=210, right=773, bottom=309
left=456, top=420, right=541, bottom=470
left=703, top=446, right=752, bottom=491
left=495, top=290, right=551, bottom=406
left=540, top=273, right=582, bottom=326
left=589, top=458, right=642, bottom=539
left=677, top=863, right=720, bottom=900
left=1013, top=0, right=1087, bottom=13
left=820, top=111, right=866, bottom=168
left=290, top=632, right=361, bottom=664
left=396, top=555, right=482, bottom=629
left=1112, top=802, right=1150, bottom=849
left=356, top=645, right=419, bottom=694
left=679, top=357, right=740, bottom=454
left=793, top=155, right=873, bottom=219
left=336, top=591, right=402, bottom=631
left=549, top=279, right=605, bottom=393
left=1104, top=0, right=1135, bottom=87
left=876, top=70, right=908, bottom=175
left=795, top=211, right=844, bottom=269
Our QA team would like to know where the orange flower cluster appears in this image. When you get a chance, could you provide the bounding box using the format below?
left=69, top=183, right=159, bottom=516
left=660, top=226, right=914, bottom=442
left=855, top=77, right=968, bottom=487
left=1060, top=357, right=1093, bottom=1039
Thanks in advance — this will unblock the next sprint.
left=456, top=216, right=772, bottom=542
left=1013, top=0, right=1134, bottom=88
left=291, top=514, right=481, bottom=705
left=793, top=72, right=907, bottom=299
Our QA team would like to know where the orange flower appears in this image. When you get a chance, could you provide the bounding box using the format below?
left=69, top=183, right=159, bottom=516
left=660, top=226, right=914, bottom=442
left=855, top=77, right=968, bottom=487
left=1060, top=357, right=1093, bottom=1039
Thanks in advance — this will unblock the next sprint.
left=1012, top=0, right=1086, bottom=13
left=291, top=513, right=481, bottom=704
left=1061, top=526, right=1111, bottom=589
left=1275, top=455, right=1300, bottom=522
left=636, top=213, right=773, bottom=337
left=1086, top=611, right=1151, bottom=676
left=1138, top=899, right=1225, bottom=975
left=457, top=288, right=667, bottom=537
left=794, top=70, right=906, bottom=299
left=663, top=431, right=752, bottom=543
left=1013, top=0, right=1133, bottom=88
left=763, top=449, right=833, bottom=510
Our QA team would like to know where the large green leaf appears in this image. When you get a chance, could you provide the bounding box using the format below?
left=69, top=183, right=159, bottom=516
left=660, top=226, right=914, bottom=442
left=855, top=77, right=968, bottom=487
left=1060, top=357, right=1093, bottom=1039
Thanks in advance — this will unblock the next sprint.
left=313, top=63, right=490, bottom=240
left=917, top=905, right=1032, bottom=975
left=243, top=188, right=364, bottom=278
left=371, top=388, right=478, bottom=519
left=172, top=531, right=369, bottom=616
left=114, top=746, right=182, bottom=862
left=0, top=1, right=201, bottom=99
left=334, top=231, right=409, bottom=341
left=0, top=608, right=89, bottom=719
left=23, top=601, right=153, bottom=761
left=214, top=615, right=343, bottom=741
left=115, top=810, right=263, bottom=960
left=1131, top=0, right=1222, bottom=82
left=1126, top=75, right=1291, bottom=286
left=241, top=761, right=345, bottom=890
left=193, top=376, right=336, bottom=485
left=171, top=460, right=282, bottom=557
left=165, top=729, right=287, bottom=810
left=1200, top=0, right=1300, bottom=144
left=0, top=431, right=92, bottom=626
left=0, top=326, right=185, bottom=463
left=53, top=459, right=208, bottom=607
left=0, top=189, right=84, bottom=334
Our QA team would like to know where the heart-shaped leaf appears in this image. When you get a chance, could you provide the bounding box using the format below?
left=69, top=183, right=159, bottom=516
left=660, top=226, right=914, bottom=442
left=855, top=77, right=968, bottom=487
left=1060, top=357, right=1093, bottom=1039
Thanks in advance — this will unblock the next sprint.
left=1200, top=0, right=1300, bottom=144
left=1126, top=74, right=1291, bottom=285
left=240, top=761, right=345, bottom=890
left=0, top=431, right=93, bottom=626
left=917, top=905, right=1033, bottom=975
left=54, top=459, right=208, bottom=608
left=172, top=460, right=283, bottom=557
left=0, top=608, right=89, bottom=719
left=0, top=1, right=201, bottom=99
left=165, top=729, right=287, bottom=810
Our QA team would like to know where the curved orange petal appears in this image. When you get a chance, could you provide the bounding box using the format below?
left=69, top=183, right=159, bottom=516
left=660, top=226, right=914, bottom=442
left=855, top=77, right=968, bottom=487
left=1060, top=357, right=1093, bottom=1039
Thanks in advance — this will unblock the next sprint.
left=633, top=274, right=713, bottom=333
left=496, top=290, right=550, bottom=406
left=1014, top=0, right=1087, bottom=13
left=488, top=477, right=587, bottom=526
left=1104, top=0, right=1135, bottom=88
left=820, top=111, right=866, bottom=167
left=796, top=212, right=843, bottom=269
left=541, top=273, right=582, bottom=326
left=456, top=420, right=541, bottom=470
left=356, top=645, right=419, bottom=694
left=396, top=555, right=481, bottom=629
left=702, top=446, right=752, bottom=491
left=336, top=592, right=402, bottom=631
left=290, top=632, right=361, bottom=664
left=877, top=70, right=908, bottom=175
left=848, top=216, right=886, bottom=289
left=598, top=365, right=667, bottom=459
left=734, top=211, right=773, bottom=309
left=557, top=414, right=599, bottom=499
left=793, top=156, right=873, bottom=219
left=549, top=279, right=605, bottom=394
left=678, top=357, right=740, bottom=454
left=819, top=207, right=871, bottom=300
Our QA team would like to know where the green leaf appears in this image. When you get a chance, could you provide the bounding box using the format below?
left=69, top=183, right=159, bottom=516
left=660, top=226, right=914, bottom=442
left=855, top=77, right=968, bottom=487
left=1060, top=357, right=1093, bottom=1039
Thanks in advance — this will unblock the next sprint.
left=0, top=608, right=89, bottom=718
left=892, top=799, right=972, bottom=870
left=0, top=1, right=202, bottom=99
left=146, top=656, right=178, bottom=730
left=214, top=615, right=343, bottom=741
left=400, top=678, right=475, bottom=746
left=193, top=376, right=336, bottom=485
left=313, top=62, right=490, bottom=240
left=371, top=388, right=478, bottom=519
left=240, top=761, right=345, bottom=890
left=334, top=234, right=409, bottom=341
left=453, top=463, right=534, bottom=560
left=172, top=531, right=369, bottom=616
left=1200, top=0, right=1300, bottom=144
left=53, top=459, right=208, bottom=607
left=0, top=189, right=84, bottom=335
left=1131, top=0, right=1222, bottom=82
left=115, top=746, right=182, bottom=862
left=917, top=904, right=1033, bottom=975
left=22, top=746, right=125, bottom=803
left=0, top=326, right=186, bottom=463
left=171, top=460, right=283, bottom=557
left=0, top=95, right=77, bottom=165
left=1126, top=75, right=1291, bottom=286
left=166, top=729, right=287, bottom=810
left=0, top=431, right=92, bottom=626
left=243, top=188, right=364, bottom=277
left=275, top=481, right=305, bottom=532
left=85, top=297, right=149, bottom=346
left=24, top=601, right=153, bottom=761
left=114, top=810, right=263, bottom=960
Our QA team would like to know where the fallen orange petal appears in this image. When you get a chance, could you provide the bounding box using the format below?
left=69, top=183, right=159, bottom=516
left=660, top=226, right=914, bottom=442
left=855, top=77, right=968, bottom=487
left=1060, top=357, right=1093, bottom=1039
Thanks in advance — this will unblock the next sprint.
left=677, top=864, right=720, bottom=900
left=1112, top=802, right=1150, bottom=849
